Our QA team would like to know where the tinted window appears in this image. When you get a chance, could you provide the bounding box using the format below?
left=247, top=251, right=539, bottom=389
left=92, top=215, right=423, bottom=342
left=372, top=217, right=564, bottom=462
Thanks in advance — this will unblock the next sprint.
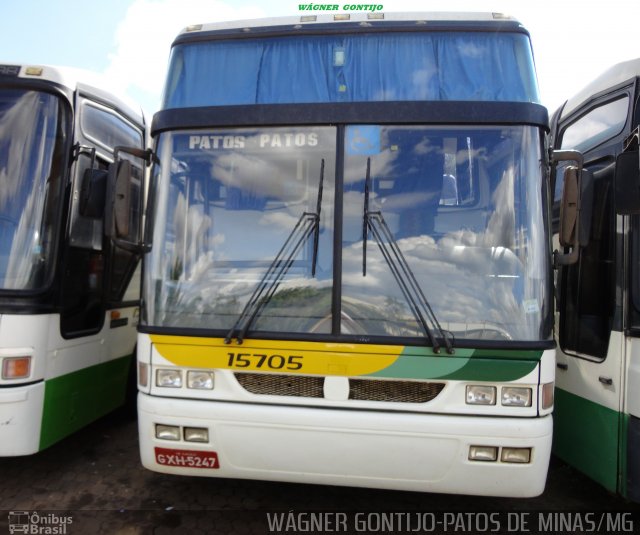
left=561, top=97, right=629, bottom=153
left=80, top=102, right=142, bottom=151
left=554, top=97, right=629, bottom=204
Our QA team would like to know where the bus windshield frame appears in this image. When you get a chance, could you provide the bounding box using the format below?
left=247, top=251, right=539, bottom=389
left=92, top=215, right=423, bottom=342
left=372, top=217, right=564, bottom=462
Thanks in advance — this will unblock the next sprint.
left=143, top=121, right=552, bottom=347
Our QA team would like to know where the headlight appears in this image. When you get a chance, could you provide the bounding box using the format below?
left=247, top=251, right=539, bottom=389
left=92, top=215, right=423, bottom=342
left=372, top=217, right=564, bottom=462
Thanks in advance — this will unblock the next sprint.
left=501, top=447, right=531, bottom=463
left=156, top=369, right=182, bottom=388
left=469, top=445, right=498, bottom=462
left=501, top=387, right=532, bottom=407
left=466, top=385, right=496, bottom=405
left=184, top=427, right=209, bottom=443
left=155, top=424, right=180, bottom=441
left=187, top=370, right=214, bottom=390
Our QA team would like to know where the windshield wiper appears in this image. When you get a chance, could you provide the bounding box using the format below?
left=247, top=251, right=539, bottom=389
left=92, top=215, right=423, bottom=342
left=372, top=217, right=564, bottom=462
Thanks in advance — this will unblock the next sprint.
left=225, top=159, right=325, bottom=345
left=362, top=158, right=454, bottom=354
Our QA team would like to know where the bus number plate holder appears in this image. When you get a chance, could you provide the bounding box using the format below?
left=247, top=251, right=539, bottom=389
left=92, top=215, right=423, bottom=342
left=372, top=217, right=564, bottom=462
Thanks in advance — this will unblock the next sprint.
left=155, top=447, right=220, bottom=469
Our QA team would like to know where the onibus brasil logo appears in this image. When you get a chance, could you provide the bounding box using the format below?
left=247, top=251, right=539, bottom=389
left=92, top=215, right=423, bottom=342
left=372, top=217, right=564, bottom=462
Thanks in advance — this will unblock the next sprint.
left=8, top=511, right=73, bottom=534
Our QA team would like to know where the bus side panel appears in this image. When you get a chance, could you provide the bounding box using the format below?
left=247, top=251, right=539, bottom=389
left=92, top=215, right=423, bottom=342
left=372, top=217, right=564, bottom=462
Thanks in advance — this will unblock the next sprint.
left=628, top=415, right=640, bottom=502
left=553, top=388, right=619, bottom=492
left=626, top=336, right=640, bottom=501
left=0, top=382, right=45, bottom=456
left=39, top=354, right=131, bottom=450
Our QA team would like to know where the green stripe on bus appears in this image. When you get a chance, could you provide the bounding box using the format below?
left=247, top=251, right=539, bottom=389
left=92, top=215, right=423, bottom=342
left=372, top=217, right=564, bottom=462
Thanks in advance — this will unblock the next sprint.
left=367, top=351, right=539, bottom=381
left=619, top=413, right=629, bottom=499
left=39, top=355, right=132, bottom=451
left=471, top=348, right=544, bottom=360
left=553, top=388, right=619, bottom=493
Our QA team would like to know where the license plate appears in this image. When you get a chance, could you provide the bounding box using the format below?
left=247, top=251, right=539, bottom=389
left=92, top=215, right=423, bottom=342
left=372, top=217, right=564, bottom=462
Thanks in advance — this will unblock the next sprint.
left=155, top=447, right=220, bottom=469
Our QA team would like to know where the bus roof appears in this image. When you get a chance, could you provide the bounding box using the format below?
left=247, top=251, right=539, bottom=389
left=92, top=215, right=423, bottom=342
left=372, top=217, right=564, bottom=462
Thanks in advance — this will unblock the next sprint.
left=176, top=12, right=523, bottom=39
left=0, top=62, right=144, bottom=125
left=560, top=58, right=640, bottom=119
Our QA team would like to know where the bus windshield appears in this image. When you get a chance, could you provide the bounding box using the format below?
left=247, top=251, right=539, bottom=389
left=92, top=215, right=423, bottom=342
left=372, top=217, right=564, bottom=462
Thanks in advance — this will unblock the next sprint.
left=145, top=124, right=550, bottom=343
left=0, top=89, right=67, bottom=291
left=163, top=31, right=539, bottom=107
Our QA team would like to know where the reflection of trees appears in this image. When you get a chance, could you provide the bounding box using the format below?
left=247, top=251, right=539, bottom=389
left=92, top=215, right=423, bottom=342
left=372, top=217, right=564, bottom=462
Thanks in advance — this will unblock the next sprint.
left=162, top=279, right=333, bottom=332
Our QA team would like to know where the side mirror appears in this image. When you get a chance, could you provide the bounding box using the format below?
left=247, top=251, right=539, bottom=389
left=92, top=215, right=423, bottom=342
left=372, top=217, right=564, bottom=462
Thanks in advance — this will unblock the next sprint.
left=106, top=146, right=155, bottom=253
left=112, top=160, right=136, bottom=239
left=106, top=156, right=142, bottom=251
left=614, top=150, right=640, bottom=214
left=559, top=166, right=578, bottom=248
left=553, top=150, right=583, bottom=267
left=79, top=168, right=108, bottom=218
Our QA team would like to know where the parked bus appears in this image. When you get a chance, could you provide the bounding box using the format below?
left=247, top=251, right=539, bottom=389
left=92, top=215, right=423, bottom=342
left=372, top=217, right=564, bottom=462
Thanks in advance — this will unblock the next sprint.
left=116, top=13, right=579, bottom=496
left=0, top=63, right=145, bottom=455
left=550, top=58, right=640, bottom=502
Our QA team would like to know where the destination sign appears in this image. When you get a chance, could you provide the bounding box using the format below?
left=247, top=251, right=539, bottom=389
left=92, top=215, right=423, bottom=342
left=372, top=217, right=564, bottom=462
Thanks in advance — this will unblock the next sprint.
left=177, top=129, right=328, bottom=152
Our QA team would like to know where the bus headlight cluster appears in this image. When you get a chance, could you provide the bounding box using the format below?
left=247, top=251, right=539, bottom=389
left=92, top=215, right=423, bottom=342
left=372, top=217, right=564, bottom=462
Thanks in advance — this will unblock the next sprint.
left=466, top=385, right=532, bottom=407
left=155, top=424, right=209, bottom=443
left=155, top=369, right=214, bottom=390
left=469, top=446, right=531, bottom=463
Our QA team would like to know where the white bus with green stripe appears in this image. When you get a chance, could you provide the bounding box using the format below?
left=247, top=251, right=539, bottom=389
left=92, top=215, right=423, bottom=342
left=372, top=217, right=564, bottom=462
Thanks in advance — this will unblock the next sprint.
left=551, top=58, right=640, bottom=502
left=113, top=13, right=579, bottom=496
left=0, top=64, right=145, bottom=455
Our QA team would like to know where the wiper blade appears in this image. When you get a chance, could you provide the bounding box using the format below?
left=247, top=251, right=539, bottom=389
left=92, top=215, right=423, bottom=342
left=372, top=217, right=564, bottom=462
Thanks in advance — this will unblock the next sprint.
left=362, top=158, right=454, bottom=354
left=225, top=159, right=325, bottom=345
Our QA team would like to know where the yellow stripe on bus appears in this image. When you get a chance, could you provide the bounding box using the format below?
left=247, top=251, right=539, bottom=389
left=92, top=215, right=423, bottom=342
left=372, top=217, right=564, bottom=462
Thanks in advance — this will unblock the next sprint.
left=150, top=334, right=402, bottom=376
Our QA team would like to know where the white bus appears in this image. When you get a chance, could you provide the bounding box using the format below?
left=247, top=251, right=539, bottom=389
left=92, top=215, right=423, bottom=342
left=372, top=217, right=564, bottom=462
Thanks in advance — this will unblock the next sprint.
left=116, top=13, right=579, bottom=496
left=0, top=63, right=145, bottom=455
left=551, top=58, right=640, bottom=502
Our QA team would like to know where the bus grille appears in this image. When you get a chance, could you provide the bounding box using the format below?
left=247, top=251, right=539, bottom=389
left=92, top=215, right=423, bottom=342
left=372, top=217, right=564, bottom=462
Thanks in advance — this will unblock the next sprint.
left=349, top=379, right=444, bottom=403
left=234, top=373, right=445, bottom=403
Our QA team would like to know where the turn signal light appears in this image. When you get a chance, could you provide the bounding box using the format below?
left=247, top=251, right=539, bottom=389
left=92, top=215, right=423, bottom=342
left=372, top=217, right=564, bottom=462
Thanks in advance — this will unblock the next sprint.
left=2, top=356, right=31, bottom=379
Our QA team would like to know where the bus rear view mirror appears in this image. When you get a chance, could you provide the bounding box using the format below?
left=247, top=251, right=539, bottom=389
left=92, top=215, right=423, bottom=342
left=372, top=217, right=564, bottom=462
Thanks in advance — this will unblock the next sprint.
left=112, top=159, right=133, bottom=238
left=106, top=146, right=156, bottom=253
left=614, top=150, right=640, bottom=214
left=553, top=150, right=583, bottom=267
left=559, top=166, right=578, bottom=247
left=79, top=168, right=108, bottom=219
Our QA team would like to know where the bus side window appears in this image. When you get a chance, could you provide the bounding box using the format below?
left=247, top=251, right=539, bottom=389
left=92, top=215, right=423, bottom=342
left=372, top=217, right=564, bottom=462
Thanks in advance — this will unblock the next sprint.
left=61, top=154, right=109, bottom=337
left=555, top=96, right=628, bottom=359
left=559, top=163, right=615, bottom=359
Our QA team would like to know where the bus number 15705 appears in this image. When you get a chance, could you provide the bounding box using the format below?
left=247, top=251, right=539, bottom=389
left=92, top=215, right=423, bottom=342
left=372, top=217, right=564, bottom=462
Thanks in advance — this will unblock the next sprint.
left=227, top=352, right=303, bottom=370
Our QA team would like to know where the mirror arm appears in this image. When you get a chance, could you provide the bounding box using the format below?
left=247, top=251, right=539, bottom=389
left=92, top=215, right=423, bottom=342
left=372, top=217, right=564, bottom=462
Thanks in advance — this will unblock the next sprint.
left=552, top=150, right=583, bottom=168
left=554, top=246, right=579, bottom=267
left=114, top=146, right=157, bottom=166
left=111, top=237, right=150, bottom=254
left=70, top=143, right=96, bottom=166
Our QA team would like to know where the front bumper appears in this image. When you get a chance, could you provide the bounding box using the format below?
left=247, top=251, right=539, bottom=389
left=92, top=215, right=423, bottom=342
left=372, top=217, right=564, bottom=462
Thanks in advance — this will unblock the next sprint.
left=138, top=392, right=552, bottom=497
